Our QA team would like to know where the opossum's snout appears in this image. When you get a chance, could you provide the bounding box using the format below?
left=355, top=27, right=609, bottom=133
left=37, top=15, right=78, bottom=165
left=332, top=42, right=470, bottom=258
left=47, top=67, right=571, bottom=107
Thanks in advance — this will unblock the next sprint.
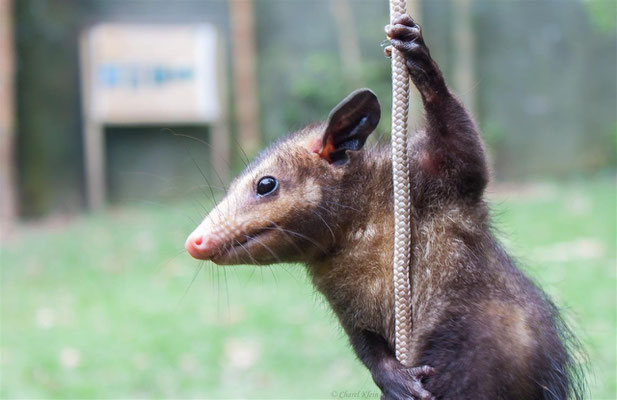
left=184, top=194, right=279, bottom=264
left=184, top=229, right=216, bottom=260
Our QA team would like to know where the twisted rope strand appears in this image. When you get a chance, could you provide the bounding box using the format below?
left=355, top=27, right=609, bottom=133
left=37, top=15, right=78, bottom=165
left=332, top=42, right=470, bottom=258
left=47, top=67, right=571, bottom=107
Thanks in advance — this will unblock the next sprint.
left=389, top=0, right=413, bottom=367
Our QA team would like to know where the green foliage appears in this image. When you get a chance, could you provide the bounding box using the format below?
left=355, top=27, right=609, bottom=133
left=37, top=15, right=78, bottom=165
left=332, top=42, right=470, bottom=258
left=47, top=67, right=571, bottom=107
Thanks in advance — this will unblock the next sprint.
left=283, top=54, right=393, bottom=140
left=1, top=176, right=615, bottom=398
left=15, top=0, right=87, bottom=216
left=584, top=0, right=617, bottom=33
left=610, top=123, right=617, bottom=164
left=284, top=53, right=349, bottom=129
left=480, top=119, right=506, bottom=153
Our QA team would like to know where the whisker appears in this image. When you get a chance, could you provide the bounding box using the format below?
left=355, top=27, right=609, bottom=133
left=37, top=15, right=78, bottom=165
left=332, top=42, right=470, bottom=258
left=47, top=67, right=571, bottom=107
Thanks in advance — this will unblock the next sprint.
left=247, top=264, right=258, bottom=282
left=185, top=148, right=219, bottom=203
left=324, top=200, right=361, bottom=213
left=185, top=148, right=226, bottom=223
left=243, top=234, right=282, bottom=264
left=231, top=136, right=251, bottom=170
left=166, top=247, right=190, bottom=263
left=260, top=220, right=306, bottom=255
left=221, top=264, right=231, bottom=314
left=117, top=170, right=174, bottom=184
left=263, top=222, right=329, bottom=255
left=171, top=129, right=231, bottom=195
left=166, top=128, right=236, bottom=179
left=125, top=198, right=170, bottom=209
left=175, top=262, right=203, bottom=311
left=208, top=262, right=216, bottom=292
left=184, top=183, right=228, bottom=193
left=240, top=234, right=302, bottom=284
left=235, top=239, right=261, bottom=268
left=315, top=203, right=335, bottom=217
left=192, top=197, right=209, bottom=214
left=237, top=240, right=267, bottom=285
left=267, top=264, right=278, bottom=285
left=309, top=209, right=336, bottom=243
left=215, top=260, right=222, bottom=317
left=280, top=263, right=302, bottom=283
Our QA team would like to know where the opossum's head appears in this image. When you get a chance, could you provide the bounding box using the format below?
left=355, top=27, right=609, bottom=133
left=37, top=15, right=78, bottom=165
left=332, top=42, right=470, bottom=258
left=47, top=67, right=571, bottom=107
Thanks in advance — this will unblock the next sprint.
left=185, top=89, right=381, bottom=265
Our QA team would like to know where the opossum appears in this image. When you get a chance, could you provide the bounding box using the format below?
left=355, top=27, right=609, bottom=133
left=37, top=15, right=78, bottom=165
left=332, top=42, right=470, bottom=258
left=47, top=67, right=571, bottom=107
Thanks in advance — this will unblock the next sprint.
left=185, top=15, right=585, bottom=400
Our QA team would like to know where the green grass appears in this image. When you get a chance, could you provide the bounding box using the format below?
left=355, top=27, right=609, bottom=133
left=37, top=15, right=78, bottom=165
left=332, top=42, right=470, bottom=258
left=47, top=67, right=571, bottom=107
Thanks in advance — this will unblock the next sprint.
left=1, top=176, right=615, bottom=399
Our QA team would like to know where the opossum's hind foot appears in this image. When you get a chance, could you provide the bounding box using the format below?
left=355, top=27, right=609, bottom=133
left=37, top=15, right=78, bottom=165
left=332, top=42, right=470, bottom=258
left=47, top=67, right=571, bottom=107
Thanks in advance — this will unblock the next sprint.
left=377, top=364, right=436, bottom=400
left=404, top=365, right=436, bottom=400
left=384, top=14, right=445, bottom=100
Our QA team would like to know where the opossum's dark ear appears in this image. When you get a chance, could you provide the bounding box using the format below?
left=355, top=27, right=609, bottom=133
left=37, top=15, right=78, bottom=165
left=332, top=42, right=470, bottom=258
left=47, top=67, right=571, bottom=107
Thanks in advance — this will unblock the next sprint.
left=318, top=88, right=381, bottom=164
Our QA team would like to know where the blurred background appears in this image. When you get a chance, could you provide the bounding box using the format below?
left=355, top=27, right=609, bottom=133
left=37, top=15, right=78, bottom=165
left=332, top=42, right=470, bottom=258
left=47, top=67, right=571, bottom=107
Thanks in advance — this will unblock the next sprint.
left=0, top=0, right=615, bottom=398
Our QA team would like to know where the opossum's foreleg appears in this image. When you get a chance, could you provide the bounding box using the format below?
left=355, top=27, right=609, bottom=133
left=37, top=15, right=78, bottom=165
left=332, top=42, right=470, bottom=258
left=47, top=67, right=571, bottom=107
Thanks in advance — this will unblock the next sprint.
left=385, top=15, right=446, bottom=104
left=386, top=15, right=488, bottom=199
left=347, top=328, right=435, bottom=400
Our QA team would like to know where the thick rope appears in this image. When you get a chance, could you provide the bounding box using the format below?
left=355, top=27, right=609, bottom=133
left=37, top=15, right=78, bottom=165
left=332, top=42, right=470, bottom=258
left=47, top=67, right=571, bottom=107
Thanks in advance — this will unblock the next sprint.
left=389, top=0, right=413, bottom=367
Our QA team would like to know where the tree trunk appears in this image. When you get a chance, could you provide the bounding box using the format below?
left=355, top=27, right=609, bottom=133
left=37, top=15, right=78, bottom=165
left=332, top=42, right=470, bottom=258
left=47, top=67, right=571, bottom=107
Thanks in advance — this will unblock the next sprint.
left=329, top=0, right=362, bottom=90
left=452, top=0, right=476, bottom=115
left=0, top=0, right=17, bottom=237
left=228, top=0, right=261, bottom=159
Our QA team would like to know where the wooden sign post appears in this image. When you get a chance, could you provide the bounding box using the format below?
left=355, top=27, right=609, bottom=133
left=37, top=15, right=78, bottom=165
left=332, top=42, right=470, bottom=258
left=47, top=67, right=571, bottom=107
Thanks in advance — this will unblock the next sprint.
left=79, top=24, right=226, bottom=210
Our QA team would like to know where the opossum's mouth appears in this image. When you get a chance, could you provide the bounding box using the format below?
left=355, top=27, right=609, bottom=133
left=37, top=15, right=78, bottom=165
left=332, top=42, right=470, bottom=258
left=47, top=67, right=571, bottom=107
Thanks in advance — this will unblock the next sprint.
left=212, top=224, right=277, bottom=264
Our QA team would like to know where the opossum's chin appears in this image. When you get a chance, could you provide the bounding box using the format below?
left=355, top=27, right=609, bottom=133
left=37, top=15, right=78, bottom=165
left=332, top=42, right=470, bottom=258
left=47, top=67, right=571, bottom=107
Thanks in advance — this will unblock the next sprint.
left=210, top=229, right=281, bottom=266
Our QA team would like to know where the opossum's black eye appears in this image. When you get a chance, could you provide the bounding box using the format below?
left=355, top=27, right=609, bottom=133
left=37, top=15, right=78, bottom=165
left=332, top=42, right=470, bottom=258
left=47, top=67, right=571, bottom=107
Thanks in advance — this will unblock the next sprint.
left=256, top=176, right=278, bottom=197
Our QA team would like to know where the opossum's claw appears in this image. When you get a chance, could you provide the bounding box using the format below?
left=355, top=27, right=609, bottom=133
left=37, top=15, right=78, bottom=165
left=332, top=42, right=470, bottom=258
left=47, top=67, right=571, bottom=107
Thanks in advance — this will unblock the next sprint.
left=375, top=361, right=436, bottom=400
left=384, top=46, right=392, bottom=58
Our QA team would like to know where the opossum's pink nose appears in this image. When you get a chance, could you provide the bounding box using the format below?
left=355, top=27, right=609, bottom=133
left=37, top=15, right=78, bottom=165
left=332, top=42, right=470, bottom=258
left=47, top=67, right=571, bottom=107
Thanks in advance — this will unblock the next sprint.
left=185, top=231, right=217, bottom=260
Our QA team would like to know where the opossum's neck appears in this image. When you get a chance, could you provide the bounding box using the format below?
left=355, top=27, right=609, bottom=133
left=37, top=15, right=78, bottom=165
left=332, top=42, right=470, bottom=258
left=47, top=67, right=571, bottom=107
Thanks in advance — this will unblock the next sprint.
left=307, top=146, right=397, bottom=337
left=322, top=146, right=396, bottom=261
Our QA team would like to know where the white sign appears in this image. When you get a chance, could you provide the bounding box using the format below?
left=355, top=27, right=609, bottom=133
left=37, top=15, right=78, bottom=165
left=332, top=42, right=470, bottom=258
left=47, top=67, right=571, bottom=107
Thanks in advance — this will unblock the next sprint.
left=84, top=24, right=219, bottom=123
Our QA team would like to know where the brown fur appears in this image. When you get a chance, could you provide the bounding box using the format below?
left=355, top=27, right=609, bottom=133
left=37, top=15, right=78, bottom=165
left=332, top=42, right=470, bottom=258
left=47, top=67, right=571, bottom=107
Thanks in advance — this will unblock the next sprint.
left=186, top=15, right=584, bottom=400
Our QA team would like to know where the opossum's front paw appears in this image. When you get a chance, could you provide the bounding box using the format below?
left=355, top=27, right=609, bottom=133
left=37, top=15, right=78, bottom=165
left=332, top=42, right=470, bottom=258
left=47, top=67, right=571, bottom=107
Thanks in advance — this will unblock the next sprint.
left=374, top=361, right=435, bottom=400
left=384, top=15, right=444, bottom=96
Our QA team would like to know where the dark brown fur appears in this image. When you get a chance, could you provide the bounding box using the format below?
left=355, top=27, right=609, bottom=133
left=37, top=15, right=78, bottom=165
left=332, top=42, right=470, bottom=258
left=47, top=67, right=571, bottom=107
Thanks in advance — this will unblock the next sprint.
left=187, top=15, right=585, bottom=400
